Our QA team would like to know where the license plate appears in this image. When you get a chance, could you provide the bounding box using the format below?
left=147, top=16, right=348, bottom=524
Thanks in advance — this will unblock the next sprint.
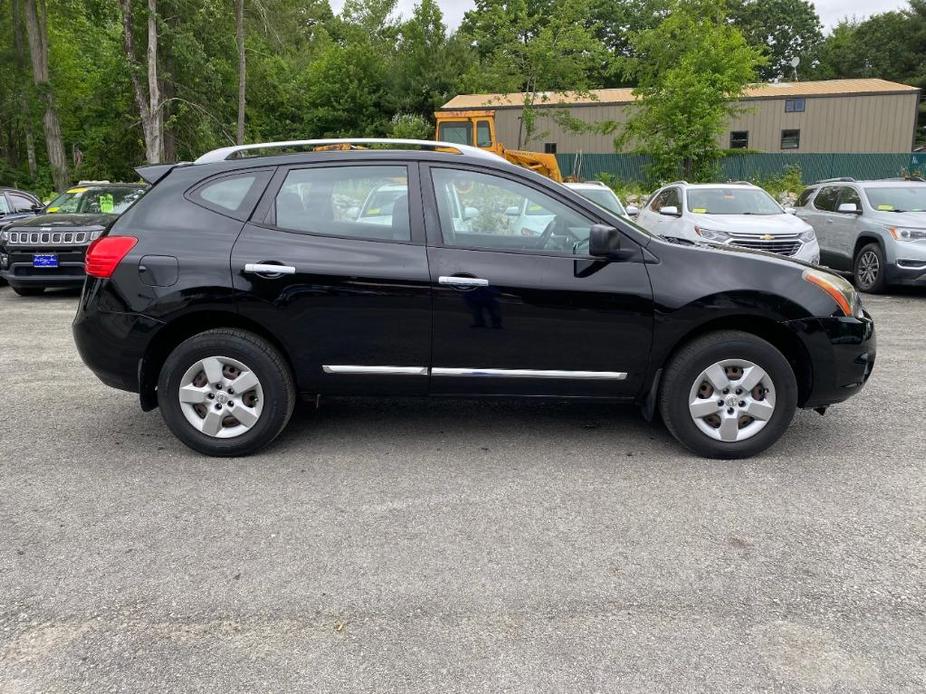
left=33, top=253, right=58, bottom=268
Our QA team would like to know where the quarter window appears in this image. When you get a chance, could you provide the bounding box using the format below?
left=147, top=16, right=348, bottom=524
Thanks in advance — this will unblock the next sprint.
left=431, top=168, right=595, bottom=254
left=781, top=129, right=801, bottom=150
left=274, top=166, right=410, bottom=242
left=0, top=196, right=11, bottom=214
left=785, top=98, right=806, bottom=113
left=200, top=176, right=257, bottom=212
left=795, top=188, right=815, bottom=207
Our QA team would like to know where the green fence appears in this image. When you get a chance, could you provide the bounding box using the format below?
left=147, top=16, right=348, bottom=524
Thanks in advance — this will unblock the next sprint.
left=556, top=152, right=923, bottom=184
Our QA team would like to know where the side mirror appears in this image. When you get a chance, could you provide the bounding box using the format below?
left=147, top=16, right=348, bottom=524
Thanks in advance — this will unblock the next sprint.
left=32, top=204, right=45, bottom=213
left=505, top=206, right=520, bottom=217
left=838, top=202, right=860, bottom=214
left=659, top=205, right=680, bottom=217
left=625, top=205, right=640, bottom=217
left=464, top=206, right=479, bottom=220
left=783, top=206, right=796, bottom=215
left=588, top=224, right=621, bottom=257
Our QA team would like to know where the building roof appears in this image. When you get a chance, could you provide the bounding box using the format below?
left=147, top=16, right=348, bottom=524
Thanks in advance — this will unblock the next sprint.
left=440, top=79, right=920, bottom=110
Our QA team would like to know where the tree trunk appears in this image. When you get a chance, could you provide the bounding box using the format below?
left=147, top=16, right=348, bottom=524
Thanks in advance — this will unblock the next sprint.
left=120, top=0, right=163, bottom=163
left=23, top=0, right=68, bottom=190
left=12, top=0, right=37, bottom=178
left=235, top=0, right=246, bottom=145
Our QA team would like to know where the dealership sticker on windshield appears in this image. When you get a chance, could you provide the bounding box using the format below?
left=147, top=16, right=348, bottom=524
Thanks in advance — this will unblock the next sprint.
left=692, top=208, right=708, bottom=213
left=877, top=204, right=895, bottom=211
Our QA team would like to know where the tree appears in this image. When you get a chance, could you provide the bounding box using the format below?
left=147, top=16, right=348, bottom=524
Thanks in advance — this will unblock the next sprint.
left=729, top=0, right=823, bottom=81
left=23, top=0, right=69, bottom=190
left=460, top=0, right=612, bottom=148
left=235, top=0, right=245, bottom=144
left=120, top=0, right=163, bottom=163
left=618, top=0, right=764, bottom=182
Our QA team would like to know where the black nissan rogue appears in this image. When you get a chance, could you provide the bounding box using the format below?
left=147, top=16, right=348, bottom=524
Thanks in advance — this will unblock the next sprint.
left=73, top=140, right=876, bottom=458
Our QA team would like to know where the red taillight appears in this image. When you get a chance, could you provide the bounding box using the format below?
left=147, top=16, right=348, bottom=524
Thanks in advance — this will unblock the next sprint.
left=85, top=236, right=138, bottom=278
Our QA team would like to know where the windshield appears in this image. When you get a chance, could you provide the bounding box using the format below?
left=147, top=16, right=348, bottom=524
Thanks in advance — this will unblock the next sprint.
left=46, top=187, right=146, bottom=214
left=686, top=188, right=782, bottom=215
left=864, top=186, right=926, bottom=212
left=575, top=188, right=626, bottom=216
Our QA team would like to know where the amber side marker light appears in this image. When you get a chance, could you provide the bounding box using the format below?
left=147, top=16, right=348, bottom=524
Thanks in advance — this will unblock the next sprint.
left=802, top=269, right=854, bottom=317
left=85, top=236, right=138, bottom=279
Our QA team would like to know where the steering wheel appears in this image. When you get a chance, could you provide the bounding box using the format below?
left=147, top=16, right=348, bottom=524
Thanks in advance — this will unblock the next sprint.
left=538, top=216, right=579, bottom=250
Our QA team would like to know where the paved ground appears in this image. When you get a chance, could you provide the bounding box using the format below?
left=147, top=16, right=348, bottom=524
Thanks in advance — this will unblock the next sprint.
left=0, top=286, right=924, bottom=693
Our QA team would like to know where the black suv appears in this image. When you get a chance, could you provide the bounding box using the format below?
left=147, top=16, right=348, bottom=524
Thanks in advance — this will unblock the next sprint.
left=0, top=183, right=146, bottom=295
left=0, top=187, right=43, bottom=227
left=73, top=140, right=875, bottom=458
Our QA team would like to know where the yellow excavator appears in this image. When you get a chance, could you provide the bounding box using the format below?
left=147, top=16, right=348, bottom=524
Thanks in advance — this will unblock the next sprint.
left=434, top=109, right=564, bottom=183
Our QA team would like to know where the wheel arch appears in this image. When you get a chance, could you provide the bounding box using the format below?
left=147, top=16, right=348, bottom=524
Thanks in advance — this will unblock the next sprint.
left=138, top=310, right=295, bottom=411
left=853, top=232, right=886, bottom=261
left=654, top=315, right=814, bottom=407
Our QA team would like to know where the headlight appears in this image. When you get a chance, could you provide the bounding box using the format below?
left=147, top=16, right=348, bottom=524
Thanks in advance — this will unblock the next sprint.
left=694, top=226, right=731, bottom=243
left=802, top=269, right=862, bottom=318
left=888, top=227, right=926, bottom=242
left=799, top=228, right=816, bottom=243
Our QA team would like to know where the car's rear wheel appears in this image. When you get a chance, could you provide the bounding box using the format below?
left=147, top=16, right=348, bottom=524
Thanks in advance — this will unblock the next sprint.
left=659, top=330, right=797, bottom=459
left=157, top=329, right=295, bottom=456
left=12, top=286, right=44, bottom=296
left=853, top=242, right=886, bottom=293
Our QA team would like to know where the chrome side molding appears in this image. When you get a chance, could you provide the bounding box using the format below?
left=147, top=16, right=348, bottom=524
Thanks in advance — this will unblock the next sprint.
left=322, top=365, right=627, bottom=380
left=438, top=276, right=489, bottom=288
left=322, top=365, right=429, bottom=376
left=431, top=367, right=627, bottom=380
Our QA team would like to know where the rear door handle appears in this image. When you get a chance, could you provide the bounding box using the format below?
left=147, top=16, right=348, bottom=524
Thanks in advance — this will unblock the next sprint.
left=244, top=263, right=296, bottom=276
left=439, top=276, right=489, bottom=288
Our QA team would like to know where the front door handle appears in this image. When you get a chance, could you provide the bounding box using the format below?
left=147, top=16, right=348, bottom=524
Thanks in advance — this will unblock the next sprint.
left=439, top=275, right=489, bottom=288
left=244, top=263, right=296, bottom=276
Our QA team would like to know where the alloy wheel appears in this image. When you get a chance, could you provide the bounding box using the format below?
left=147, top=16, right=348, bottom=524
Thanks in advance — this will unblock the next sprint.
left=856, top=250, right=880, bottom=290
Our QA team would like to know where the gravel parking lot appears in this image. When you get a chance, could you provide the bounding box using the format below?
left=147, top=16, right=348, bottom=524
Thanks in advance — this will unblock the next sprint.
left=1, top=286, right=924, bottom=692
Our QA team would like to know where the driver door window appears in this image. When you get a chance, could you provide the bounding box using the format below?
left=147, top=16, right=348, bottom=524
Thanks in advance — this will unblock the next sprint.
left=430, top=168, right=595, bottom=255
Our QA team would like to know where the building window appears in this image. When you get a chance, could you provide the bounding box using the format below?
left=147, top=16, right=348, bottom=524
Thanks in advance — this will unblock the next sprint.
left=785, top=98, right=806, bottom=113
left=544, top=142, right=557, bottom=154
left=781, top=129, right=801, bottom=150
left=729, top=131, right=749, bottom=149
left=476, top=121, right=492, bottom=148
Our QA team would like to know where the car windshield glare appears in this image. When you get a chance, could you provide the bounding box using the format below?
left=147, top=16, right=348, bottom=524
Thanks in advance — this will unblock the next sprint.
left=577, top=188, right=626, bottom=216
left=687, top=188, right=781, bottom=215
left=864, top=186, right=926, bottom=213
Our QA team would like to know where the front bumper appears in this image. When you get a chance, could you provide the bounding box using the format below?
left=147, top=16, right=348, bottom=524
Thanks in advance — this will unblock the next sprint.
left=792, top=237, right=820, bottom=264
left=0, top=245, right=87, bottom=288
left=885, top=260, right=926, bottom=287
left=785, top=311, right=876, bottom=408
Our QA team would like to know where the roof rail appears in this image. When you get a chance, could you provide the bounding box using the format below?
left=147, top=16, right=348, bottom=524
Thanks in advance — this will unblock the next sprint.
left=881, top=175, right=926, bottom=182
left=194, top=139, right=503, bottom=165
left=732, top=180, right=755, bottom=185
left=815, top=177, right=856, bottom=184
left=667, top=180, right=689, bottom=186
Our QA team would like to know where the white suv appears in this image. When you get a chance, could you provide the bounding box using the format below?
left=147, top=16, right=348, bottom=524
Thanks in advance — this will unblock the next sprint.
left=635, top=181, right=820, bottom=264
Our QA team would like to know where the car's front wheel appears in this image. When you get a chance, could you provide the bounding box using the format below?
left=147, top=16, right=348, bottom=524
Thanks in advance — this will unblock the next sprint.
left=853, top=242, right=886, bottom=293
left=157, top=329, right=295, bottom=456
left=659, top=330, right=798, bottom=459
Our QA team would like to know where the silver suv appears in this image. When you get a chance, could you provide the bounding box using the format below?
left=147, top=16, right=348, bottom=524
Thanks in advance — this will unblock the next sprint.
left=795, top=177, right=926, bottom=292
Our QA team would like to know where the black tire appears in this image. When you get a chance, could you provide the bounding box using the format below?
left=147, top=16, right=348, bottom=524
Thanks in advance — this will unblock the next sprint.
left=12, top=286, right=44, bottom=296
left=157, top=328, right=296, bottom=457
left=659, top=330, right=798, bottom=459
left=853, top=242, right=886, bottom=293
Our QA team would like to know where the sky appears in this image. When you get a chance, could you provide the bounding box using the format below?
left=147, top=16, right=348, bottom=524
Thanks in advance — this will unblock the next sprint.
left=329, top=0, right=910, bottom=31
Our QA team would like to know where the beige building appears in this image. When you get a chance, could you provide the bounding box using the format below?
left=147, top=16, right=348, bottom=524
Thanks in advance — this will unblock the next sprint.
left=439, top=79, right=921, bottom=154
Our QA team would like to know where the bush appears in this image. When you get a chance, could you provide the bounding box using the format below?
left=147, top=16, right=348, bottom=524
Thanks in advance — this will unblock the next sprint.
left=389, top=113, right=434, bottom=141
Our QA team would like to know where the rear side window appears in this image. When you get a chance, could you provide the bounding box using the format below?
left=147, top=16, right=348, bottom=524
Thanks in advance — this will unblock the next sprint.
left=189, top=170, right=271, bottom=220
left=813, top=186, right=840, bottom=212
left=273, top=165, right=410, bottom=242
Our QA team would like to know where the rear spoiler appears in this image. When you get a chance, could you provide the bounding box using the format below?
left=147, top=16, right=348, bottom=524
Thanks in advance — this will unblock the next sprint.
left=135, top=162, right=188, bottom=185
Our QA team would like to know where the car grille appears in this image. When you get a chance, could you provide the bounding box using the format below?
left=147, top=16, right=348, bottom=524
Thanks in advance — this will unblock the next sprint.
left=726, top=231, right=802, bottom=257
left=6, top=231, right=91, bottom=246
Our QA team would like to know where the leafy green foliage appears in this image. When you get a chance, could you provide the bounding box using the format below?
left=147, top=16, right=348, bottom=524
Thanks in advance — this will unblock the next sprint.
left=617, top=0, right=764, bottom=183
left=728, top=0, right=823, bottom=81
